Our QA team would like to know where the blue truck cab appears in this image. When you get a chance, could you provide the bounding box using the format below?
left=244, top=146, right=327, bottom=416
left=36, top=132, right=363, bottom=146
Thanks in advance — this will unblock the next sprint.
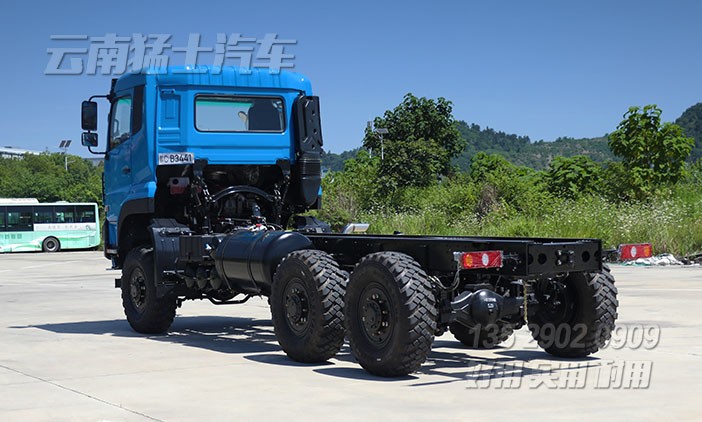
left=81, top=66, right=324, bottom=267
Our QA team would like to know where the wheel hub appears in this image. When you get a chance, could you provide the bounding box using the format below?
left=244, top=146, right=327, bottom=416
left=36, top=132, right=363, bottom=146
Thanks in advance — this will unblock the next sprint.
left=539, top=279, right=574, bottom=322
left=129, top=269, right=147, bottom=310
left=359, top=284, right=392, bottom=347
left=284, top=279, right=310, bottom=334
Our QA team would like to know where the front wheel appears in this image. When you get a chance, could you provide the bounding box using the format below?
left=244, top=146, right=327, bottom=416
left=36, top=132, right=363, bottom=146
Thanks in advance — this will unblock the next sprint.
left=270, top=249, right=346, bottom=363
left=529, top=265, right=618, bottom=357
left=121, top=247, right=176, bottom=334
left=345, top=252, right=437, bottom=377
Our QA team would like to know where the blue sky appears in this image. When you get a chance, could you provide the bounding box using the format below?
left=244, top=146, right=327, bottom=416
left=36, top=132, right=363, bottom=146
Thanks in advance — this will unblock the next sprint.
left=1, top=0, right=700, bottom=156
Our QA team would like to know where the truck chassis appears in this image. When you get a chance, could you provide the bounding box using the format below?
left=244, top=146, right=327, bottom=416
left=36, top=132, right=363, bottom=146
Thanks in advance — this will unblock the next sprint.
left=120, top=209, right=615, bottom=377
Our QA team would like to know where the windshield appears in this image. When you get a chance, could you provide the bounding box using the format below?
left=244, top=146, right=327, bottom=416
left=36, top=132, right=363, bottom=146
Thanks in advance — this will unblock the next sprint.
left=195, top=96, right=285, bottom=132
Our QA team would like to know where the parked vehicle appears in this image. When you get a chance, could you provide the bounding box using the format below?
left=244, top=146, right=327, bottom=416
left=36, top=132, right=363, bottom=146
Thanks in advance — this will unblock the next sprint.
left=0, top=198, right=99, bottom=252
left=80, top=66, right=648, bottom=376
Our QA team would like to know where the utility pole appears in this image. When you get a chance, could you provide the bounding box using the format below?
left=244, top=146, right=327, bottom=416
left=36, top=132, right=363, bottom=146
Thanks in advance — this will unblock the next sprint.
left=366, top=121, right=372, bottom=158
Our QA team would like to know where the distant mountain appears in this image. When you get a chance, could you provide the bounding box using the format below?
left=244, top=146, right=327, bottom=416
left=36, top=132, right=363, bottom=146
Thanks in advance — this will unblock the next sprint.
left=453, top=121, right=613, bottom=170
left=323, top=104, right=702, bottom=172
left=675, top=103, right=702, bottom=161
left=321, top=148, right=361, bottom=172
left=452, top=122, right=530, bottom=170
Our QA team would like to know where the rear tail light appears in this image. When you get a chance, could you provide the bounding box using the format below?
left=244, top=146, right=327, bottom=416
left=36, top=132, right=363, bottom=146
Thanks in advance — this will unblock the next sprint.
left=454, top=251, right=504, bottom=269
left=618, top=243, right=652, bottom=261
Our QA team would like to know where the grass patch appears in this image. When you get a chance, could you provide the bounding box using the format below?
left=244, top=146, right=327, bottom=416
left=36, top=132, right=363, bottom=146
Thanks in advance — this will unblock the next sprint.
left=351, top=190, right=702, bottom=256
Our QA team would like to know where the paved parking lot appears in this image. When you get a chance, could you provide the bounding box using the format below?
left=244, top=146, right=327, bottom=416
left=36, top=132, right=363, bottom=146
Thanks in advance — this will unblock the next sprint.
left=1, top=251, right=701, bottom=421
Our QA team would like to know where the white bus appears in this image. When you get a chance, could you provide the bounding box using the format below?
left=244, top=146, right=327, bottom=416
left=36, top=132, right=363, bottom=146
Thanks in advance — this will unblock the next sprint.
left=0, top=199, right=100, bottom=252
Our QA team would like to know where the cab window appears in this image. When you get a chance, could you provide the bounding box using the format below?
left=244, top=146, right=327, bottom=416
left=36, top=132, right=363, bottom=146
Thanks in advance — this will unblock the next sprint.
left=195, top=96, right=285, bottom=132
left=110, top=96, right=132, bottom=149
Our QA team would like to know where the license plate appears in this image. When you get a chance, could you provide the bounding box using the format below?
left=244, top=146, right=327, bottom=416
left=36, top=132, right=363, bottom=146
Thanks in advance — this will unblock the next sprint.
left=158, top=152, right=194, bottom=165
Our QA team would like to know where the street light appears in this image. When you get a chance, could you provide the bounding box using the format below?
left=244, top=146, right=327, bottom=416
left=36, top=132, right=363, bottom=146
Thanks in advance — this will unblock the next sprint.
left=374, top=128, right=388, bottom=161
left=59, top=139, right=72, bottom=171
left=366, top=121, right=373, bottom=158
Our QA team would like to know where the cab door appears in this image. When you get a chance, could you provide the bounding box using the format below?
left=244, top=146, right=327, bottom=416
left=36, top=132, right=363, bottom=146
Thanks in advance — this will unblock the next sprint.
left=104, top=86, right=144, bottom=250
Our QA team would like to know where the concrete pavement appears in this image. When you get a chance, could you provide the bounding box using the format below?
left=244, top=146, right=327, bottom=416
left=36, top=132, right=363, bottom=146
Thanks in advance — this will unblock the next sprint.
left=0, top=252, right=700, bottom=421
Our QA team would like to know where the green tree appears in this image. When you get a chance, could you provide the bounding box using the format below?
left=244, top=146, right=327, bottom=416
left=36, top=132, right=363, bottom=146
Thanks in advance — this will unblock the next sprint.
left=317, top=150, right=381, bottom=228
left=545, top=155, right=604, bottom=199
left=469, top=152, right=514, bottom=183
left=0, top=153, right=103, bottom=205
left=363, top=93, right=465, bottom=191
left=468, top=152, right=550, bottom=218
left=609, top=105, right=694, bottom=198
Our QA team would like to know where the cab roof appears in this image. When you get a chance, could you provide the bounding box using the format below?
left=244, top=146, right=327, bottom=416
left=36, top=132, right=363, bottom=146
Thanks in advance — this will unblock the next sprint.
left=114, top=66, right=312, bottom=95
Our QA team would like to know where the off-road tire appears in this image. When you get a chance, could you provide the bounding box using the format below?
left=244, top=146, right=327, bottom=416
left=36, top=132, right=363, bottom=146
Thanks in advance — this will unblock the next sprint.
left=449, top=321, right=515, bottom=348
left=271, top=249, right=346, bottom=363
left=121, top=247, right=176, bottom=334
left=529, top=265, right=618, bottom=357
left=42, top=236, right=60, bottom=253
left=345, top=252, right=437, bottom=377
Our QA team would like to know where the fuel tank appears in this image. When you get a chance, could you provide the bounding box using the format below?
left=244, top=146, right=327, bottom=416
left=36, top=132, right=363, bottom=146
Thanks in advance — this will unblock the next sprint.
left=212, top=230, right=313, bottom=295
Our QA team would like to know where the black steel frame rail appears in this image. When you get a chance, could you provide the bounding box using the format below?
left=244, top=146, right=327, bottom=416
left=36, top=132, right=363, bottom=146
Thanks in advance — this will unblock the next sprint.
left=306, top=233, right=602, bottom=277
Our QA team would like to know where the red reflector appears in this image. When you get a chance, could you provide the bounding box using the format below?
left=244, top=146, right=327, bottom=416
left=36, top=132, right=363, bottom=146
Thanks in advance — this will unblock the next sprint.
left=618, top=243, right=653, bottom=261
left=455, top=251, right=503, bottom=269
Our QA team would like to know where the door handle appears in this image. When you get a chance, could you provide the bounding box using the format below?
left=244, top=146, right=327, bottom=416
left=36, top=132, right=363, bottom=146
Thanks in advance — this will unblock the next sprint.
left=122, top=166, right=131, bottom=174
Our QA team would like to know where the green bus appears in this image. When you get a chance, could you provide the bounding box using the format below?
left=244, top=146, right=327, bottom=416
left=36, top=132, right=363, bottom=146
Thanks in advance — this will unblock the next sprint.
left=0, top=200, right=100, bottom=253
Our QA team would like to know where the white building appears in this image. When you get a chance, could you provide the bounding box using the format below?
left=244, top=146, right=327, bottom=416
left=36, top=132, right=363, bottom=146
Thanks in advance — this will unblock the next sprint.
left=0, top=146, right=42, bottom=159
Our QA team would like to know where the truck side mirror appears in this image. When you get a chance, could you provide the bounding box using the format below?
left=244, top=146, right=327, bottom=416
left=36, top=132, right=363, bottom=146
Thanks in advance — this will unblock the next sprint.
left=81, top=132, right=98, bottom=147
left=81, top=101, right=98, bottom=131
